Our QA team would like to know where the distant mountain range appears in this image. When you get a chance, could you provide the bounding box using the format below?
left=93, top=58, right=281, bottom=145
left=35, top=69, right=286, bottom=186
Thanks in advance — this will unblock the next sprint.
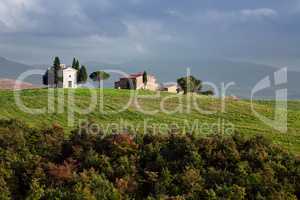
left=0, top=56, right=299, bottom=99
left=0, top=57, right=33, bottom=78
left=0, top=57, right=44, bottom=86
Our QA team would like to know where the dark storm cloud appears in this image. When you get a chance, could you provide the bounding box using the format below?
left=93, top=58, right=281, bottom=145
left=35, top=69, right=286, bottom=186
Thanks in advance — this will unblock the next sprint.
left=0, top=0, right=300, bottom=69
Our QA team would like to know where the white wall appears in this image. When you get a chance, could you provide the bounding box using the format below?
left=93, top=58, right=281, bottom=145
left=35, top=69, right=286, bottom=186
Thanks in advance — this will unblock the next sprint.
left=62, top=68, right=77, bottom=88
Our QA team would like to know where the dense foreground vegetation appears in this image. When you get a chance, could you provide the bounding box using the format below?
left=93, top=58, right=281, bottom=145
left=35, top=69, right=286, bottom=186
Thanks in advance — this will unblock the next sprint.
left=0, top=119, right=299, bottom=199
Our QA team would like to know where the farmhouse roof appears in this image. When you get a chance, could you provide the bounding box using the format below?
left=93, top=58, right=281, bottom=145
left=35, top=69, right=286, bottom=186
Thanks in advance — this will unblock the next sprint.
left=162, top=83, right=178, bottom=87
left=121, top=72, right=155, bottom=79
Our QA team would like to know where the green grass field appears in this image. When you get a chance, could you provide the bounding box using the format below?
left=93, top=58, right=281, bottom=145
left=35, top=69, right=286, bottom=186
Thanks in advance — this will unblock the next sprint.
left=0, top=88, right=300, bottom=153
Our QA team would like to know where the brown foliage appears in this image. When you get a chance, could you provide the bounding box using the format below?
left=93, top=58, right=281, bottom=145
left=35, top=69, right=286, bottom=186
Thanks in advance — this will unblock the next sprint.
left=107, top=133, right=136, bottom=146
left=47, top=160, right=76, bottom=183
left=115, top=176, right=137, bottom=194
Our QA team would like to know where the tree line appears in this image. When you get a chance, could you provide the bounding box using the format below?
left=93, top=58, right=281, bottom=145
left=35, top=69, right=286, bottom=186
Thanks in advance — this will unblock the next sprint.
left=43, top=57, right=213, bottom=95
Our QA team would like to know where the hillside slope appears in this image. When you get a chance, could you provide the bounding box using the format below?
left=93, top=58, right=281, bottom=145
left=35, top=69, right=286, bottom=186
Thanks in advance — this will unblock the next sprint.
left=0, top=79, right=37, bottom=90
left=0, top=88, right=299, bottom=152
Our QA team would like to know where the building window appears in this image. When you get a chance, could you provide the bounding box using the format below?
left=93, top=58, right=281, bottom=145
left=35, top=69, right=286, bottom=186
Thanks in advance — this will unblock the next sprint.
left=68, top=81, right=72, bottom=88
left=69, top=75, right=72, bottom=78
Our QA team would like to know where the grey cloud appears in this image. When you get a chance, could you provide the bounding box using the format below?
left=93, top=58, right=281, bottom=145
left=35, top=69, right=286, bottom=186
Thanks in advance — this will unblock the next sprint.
left=240, top=8, right=277, bottom=18
left=195, top=8, right=278, bottom=25
left=0, top=0, right=299, bottom=71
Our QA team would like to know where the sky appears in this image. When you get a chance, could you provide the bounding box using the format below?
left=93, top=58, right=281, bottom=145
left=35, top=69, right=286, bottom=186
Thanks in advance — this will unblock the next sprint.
left=1, top=0, right=300, bottom=70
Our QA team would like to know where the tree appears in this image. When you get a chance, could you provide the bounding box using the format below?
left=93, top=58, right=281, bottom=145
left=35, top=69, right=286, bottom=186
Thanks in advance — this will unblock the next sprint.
left=201, top=90, right=214, bottom=96
left=53, top=57, right=62, bottom=88
left=75, top=60, right=80, bottom=71
left=42, top=57, right=62, bottom=88
left=43, top=68, right=55, bottom=87
left=42, top=70, right=49, bottom=86
left=72, top=58, right=82, bottom=83
left=143, top=71, right=148, bottom=89
left=72, top=59, right=80, bottom=71
left=72, top=58, right=80, bottom=70
left=89, top=71, right=110, bottom=88
left=78, top=65, right=88, bottom=84
left=72, top=58, right=77, bottom=69
left=177, top=76, right=202, bottom=94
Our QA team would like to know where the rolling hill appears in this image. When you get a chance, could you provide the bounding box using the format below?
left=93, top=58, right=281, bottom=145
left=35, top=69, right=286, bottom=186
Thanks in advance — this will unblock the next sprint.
left=0, top=88, right=299, bottom=153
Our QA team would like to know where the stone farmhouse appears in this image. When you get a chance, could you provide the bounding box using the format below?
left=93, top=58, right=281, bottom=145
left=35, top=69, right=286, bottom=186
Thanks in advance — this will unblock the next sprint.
left=160, top=83, right=179, bottom=93
left=114, top=72, right=159, bottom=91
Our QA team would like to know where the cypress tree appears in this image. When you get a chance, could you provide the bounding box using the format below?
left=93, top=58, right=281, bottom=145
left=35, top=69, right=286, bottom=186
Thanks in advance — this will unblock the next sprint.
left=72, top=57, right=76, bottom=69
left=143, top=71, right=148, bottom=89
left=42, top=70, right=49, bottom=85
left=74, top=60, right=80, bottom=71
left=78, top=65, right=88, bottom=84
left=53, top=57, right=61, bottom=88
